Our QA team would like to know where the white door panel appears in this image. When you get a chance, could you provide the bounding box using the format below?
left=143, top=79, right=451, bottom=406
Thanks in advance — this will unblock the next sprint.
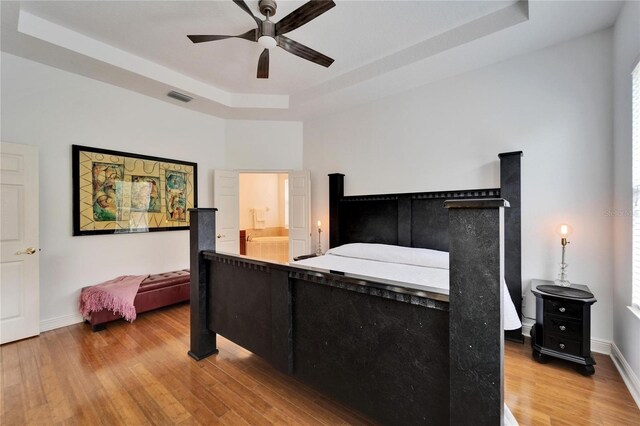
left=288, top=171, right=310, bottom=260
left=213, top=170, right=239, bottom=255
left=1, top=142, right=39, bottom=344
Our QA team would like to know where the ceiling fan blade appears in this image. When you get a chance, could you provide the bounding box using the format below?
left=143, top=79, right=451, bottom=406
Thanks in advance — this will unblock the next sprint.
left=234, top=28, right=258, bottom=42
left=275, top=0, right=335, bottom=35
left=278, top=35, right=334, bottom=68
left=233, top=0, right=262, bottom=27
left=187, top=29, right=257, bottom=44
left=188, top=34, right=233, bottom=43
left=257, top=49, right=269, bottom=79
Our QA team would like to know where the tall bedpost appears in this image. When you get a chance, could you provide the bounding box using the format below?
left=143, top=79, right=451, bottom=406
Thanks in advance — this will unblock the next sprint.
left=445, top=198, right=509, bottom=426
left=328, top=173, right=345, bottom=248
left=188, top=208, right=219, bottom=361
left=499, top=151, right=524, bottom=343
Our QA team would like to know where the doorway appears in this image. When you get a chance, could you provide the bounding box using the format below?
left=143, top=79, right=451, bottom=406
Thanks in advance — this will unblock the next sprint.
left=239, top=172, right=289, bottom=263
left=213, top=169, right=310, bottom=261
left=1, top=142, right=40, bottom=344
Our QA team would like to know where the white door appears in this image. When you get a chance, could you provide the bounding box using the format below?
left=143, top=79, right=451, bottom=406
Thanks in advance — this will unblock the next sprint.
left=288, top=171, right=311, bottom=260
left=213, top=170, right=239, bottom=254
left=1, top=142, right=39, bottom=344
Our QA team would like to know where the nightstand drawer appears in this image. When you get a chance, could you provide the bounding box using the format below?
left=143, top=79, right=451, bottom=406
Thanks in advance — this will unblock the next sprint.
left=544, top=299, right=582, bottom=319
left=544, top=315, right=582, bottom=339
left=544, top=334, right=582, bottom=357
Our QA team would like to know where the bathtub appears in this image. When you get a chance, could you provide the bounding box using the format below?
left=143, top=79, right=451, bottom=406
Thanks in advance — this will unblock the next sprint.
left=246, top=236, right=289, bottom=263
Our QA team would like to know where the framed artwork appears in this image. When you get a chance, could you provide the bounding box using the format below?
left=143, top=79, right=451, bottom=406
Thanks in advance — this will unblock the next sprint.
left=72, top=145, right=197, bottom=236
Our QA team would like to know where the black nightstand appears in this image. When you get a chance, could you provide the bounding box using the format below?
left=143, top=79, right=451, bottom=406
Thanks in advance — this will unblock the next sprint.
left=530, top=279, right=597, bottom=375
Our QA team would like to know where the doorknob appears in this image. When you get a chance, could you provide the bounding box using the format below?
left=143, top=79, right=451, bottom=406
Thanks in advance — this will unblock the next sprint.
left=16, top=247, right=37, bottom=255
left=217, top=234, right=226, bottom=239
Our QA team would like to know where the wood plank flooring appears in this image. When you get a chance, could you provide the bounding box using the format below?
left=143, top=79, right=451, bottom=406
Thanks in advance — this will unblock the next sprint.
left=2, top=303, right=639, bottom=425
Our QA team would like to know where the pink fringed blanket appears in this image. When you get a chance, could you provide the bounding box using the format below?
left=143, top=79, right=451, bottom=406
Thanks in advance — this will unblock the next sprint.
left=79, top=275, right=148, bottom=322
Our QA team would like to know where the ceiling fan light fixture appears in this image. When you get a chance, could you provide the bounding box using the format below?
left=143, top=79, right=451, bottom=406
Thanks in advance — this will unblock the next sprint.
left=258, top=35, right=277, bottom=49
left=187, top=0, right=336, bottom=79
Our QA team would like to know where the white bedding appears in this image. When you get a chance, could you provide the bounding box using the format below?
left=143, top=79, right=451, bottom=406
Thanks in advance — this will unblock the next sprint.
left=293, top=243, right=521, bottom=331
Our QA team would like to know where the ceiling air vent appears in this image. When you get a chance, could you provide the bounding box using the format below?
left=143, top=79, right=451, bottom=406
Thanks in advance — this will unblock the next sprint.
left=167, top=91, right=193, bottom=103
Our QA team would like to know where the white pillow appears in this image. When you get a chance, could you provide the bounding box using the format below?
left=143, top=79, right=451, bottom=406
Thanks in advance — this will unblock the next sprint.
left=326, top=243, right=449, bottom=270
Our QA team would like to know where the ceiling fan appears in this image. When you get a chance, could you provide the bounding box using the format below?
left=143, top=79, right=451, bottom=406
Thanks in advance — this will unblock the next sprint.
left=187, top=0, right=335, bottom=79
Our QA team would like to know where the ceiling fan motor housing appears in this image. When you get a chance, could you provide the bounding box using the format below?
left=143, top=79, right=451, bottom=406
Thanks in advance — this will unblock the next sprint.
left=261, top=20, right=275, bottom=38
left=259, top=0, right=277, bottom=18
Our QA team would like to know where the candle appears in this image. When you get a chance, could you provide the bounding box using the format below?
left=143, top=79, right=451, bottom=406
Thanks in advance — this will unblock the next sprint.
left=317, top=220, right=322, bottom=229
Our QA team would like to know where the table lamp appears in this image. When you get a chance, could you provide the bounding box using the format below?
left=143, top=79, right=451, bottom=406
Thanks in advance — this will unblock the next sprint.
left=555, top=223, right=572, bottom=287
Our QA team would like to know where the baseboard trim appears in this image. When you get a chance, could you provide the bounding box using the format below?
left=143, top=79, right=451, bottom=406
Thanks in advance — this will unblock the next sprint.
left=590, top=338, right=612, bottom=355
left=520, top=319, right=611, bottom=355
left=520, top=318, right=534, bottom=336
left=610, top=342, right=640, bottom=409
left=40, top=313, right=84, bottom=332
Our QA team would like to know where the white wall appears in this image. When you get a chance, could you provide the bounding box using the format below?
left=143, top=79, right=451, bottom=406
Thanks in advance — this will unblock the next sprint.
left=0, top=52, right=303, bottom=330
left=304, top=29, right=614, bottom=342
left=226, top=119, right=303, bottom=170
left=239, top=173, right=285, bottom=230
left=612, top=0, right=640, bottom=390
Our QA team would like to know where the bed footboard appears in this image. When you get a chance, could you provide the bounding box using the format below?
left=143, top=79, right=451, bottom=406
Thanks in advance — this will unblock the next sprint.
left=189, top=199, right=508, bottom=425
left=207, top=254, right=292, bottom=373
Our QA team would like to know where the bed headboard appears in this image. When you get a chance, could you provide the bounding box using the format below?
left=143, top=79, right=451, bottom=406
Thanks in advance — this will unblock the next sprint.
left=328, top=151, right=523, bottom=341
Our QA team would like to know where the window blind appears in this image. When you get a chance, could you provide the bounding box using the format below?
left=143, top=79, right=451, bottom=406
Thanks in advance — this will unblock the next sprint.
left=632, top=59, right=640, bottom=310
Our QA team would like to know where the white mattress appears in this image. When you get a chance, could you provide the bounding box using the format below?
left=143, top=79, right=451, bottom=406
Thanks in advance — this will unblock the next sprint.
left=294, top=250, right=521, bottom=331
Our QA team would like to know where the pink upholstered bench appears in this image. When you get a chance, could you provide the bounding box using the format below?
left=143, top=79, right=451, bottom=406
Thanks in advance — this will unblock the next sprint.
left=84, top=269, right=190, bottom=331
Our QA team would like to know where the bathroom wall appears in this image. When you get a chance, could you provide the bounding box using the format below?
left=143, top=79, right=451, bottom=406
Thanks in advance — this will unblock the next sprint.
left=239, top=173, right=287, bottom=230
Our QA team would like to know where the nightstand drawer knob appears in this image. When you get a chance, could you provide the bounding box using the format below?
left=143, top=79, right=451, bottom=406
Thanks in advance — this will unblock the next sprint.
left=559, top=325, right=566, bottom=331
left=559, top=343, right=566, bottom=350
left=558, top=307, right=566, bottom=313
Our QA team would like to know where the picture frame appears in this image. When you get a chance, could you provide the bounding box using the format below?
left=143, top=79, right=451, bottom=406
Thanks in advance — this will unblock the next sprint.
left=72, top=145, right=198, bottom=236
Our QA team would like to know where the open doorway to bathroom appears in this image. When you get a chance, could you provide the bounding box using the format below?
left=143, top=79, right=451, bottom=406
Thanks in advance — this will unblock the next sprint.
left=238, top=172, right=289, bottom=263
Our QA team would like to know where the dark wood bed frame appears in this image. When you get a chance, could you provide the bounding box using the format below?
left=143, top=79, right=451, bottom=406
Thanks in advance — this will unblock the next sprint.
left=328, top=151, right=523, bottom=343
left=188, top=151, right=522, bottom=425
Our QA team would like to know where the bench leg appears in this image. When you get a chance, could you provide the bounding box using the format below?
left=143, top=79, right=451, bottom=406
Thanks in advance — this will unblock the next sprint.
left=91, top=323, right=106, bottom=332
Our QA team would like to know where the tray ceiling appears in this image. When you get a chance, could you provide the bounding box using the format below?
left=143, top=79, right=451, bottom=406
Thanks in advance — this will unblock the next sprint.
left=0, top=1, right=623, bottom=119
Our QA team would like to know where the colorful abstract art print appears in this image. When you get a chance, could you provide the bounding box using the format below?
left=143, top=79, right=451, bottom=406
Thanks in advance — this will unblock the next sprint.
left=165, top=171, right=187, bottom=221
left=73, top=145, right=197, bottom=236
left=92, top=162, right=124, bottom=221
left=131, top=176, right=161, bottom=213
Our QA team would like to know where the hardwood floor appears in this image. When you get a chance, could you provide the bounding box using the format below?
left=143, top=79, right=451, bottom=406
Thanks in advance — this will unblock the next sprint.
left=505, top=335, right=640, bottom=425
left=1, top=303, right=639, bottom=425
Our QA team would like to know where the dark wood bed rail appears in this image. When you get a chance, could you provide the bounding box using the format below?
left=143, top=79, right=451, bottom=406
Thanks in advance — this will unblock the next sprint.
left=189, top=197, right=509, bottom=425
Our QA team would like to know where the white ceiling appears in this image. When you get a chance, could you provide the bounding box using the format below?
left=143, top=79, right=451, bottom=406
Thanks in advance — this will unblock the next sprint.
left=0, top=1, right=624, bottom=120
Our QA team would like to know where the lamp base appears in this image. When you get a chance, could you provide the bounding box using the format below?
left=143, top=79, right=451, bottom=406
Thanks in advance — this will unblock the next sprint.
left=316, top=228, right=322, bottom=257
left=556, top=258, right=569, bottom=287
